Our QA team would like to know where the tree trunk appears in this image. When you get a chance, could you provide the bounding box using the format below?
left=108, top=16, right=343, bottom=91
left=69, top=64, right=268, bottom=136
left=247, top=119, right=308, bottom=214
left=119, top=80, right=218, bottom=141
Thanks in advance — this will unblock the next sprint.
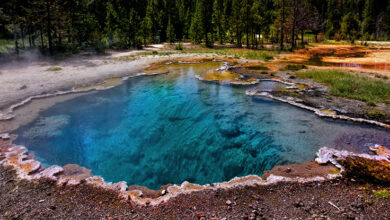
left=291, top=0, right=297, bottom=51
left=375, top=12, right=383, bottom=39
left=40, top=28, right=44, bottom=48
left=246, top=9, right=249, bottom=48
left=13, top=23, right=19, bottom=54
left=29, top=34, right=32, bottom=48
left=32, top=34, right=36, bottom=47
left=46, top=0, right=53, bottom=55
left=301, top=30, right=304, bottom=48
left=280, top=0, right=285, bottom=50
left=21, top=29, right=25, bottom=48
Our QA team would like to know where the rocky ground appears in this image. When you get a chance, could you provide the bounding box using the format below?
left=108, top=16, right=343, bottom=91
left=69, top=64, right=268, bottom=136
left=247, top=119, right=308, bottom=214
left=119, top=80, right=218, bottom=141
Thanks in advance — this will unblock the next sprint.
left=1, top=164, right=390, bottom=219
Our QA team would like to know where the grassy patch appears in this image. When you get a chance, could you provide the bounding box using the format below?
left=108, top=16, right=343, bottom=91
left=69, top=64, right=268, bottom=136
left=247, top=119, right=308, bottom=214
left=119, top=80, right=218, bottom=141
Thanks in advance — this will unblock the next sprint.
left=373, top=190, right=390, bottom=200
left=47, top=66, right=62, bottom=71
left=296, top=70, right=390, bottom=103
left=285, top=64, right=307, bottom=71
left=181, top=47, right=275, bottom=61
left=368, top=109, right=386, bottom=118
left=242, top=51, right=274, bottom=61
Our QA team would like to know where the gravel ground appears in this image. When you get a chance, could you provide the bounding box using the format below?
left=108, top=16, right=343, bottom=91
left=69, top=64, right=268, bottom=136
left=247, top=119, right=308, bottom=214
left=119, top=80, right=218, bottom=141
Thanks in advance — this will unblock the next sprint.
left=1, top=165, right=390, bottom=219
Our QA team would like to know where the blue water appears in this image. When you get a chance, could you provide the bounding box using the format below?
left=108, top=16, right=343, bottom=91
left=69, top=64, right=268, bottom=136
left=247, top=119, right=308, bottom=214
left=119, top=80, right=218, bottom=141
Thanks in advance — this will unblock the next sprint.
left=14, top=63, right=390, bottom=189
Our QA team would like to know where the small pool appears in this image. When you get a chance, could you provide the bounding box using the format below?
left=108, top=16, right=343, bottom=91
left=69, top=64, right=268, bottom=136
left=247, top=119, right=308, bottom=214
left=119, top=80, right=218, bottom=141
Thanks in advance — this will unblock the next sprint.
left=14, top=62, right=390, bottom=189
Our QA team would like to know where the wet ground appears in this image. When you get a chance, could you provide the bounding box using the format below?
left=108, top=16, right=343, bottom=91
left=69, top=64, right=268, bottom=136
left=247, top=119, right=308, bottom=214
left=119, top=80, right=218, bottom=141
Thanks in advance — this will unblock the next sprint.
left=281, top=45, right=390, bottom=73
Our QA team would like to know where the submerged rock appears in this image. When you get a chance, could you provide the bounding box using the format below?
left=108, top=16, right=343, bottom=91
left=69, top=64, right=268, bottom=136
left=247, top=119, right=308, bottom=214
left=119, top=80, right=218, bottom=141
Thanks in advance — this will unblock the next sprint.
left=21, top=115, right=70, bottom=139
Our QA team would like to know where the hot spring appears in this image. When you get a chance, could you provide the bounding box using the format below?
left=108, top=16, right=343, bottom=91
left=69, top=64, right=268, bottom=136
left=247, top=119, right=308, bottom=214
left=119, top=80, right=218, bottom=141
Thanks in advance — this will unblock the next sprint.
left=14, top=62, right=390, bottom=189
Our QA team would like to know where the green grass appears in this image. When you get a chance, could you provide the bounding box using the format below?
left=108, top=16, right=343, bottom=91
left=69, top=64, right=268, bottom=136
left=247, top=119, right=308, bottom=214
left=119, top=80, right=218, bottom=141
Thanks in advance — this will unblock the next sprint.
left=241, top=51, right=274, bottom=61
left=285, top=64, right=307, bottom=71
left=296, top=70, right=390, bottom=103
left=181, top=47, right=275, bottom=61
left=368, top=109, right=386, bottom=117
left=373, top=190, right=390, bottom=200
left=47, top=66, right=62, bottom=71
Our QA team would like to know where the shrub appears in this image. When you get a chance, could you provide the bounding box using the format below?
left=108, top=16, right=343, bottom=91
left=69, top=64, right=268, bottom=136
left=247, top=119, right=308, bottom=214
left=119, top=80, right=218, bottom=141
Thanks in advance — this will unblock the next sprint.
left=175, top=42, right=183, bottom=50
left=47, top=66, right=62, bottom=71
left=95, top=37, right=109, bottom=54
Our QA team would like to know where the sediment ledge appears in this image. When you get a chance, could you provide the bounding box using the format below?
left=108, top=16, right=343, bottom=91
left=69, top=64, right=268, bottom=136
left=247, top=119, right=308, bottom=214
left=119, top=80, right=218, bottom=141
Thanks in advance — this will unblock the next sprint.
left=195, top=62, right=260, bottom=85
left=0, top=72, right=149, bottom=121
left=246, top=90, right=390, bottom=129
left=1, top=134, right=388, bottom=207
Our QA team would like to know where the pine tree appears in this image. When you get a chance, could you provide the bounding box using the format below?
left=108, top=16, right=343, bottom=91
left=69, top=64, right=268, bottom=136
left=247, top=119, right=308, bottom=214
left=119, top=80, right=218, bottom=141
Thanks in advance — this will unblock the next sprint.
left=189, top=0, right=204, bottom=44
left=231, top=0, right=244, bottom=47
left=166, top=17, right=175, bottom=43
left=341, top=12, right=360, bottom=43
left=362, top=0, right=375, bottom=39
left=212, top=0, right=225, bottom=44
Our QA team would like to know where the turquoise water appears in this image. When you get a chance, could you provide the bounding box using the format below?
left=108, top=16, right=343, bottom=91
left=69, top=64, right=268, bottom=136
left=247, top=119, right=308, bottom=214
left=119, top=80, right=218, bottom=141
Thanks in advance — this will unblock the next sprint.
left=14, top=63, right=390, bottom=189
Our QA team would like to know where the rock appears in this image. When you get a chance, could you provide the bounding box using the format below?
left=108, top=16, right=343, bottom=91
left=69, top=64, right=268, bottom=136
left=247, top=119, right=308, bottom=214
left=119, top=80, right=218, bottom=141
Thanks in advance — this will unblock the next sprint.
left=0, top=133, right=10, bottom=140
left=294, top=200, right=304, bottom=208
left=216, top=62, right=231, bottom=71
left=226, top=200, right=232, bottom=206
left=369, top=145, right=390, bottom=159
left=49, top=205, right=57, bottom=210
left=196, top=211, right=206, bottom=218
left=109, top=181, right=128, bottom=192
left=57, top=164, right=92, bottom=186
left=49, top=205, right=56, bottom=210
left=33, top=166, right=64, bottom=181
